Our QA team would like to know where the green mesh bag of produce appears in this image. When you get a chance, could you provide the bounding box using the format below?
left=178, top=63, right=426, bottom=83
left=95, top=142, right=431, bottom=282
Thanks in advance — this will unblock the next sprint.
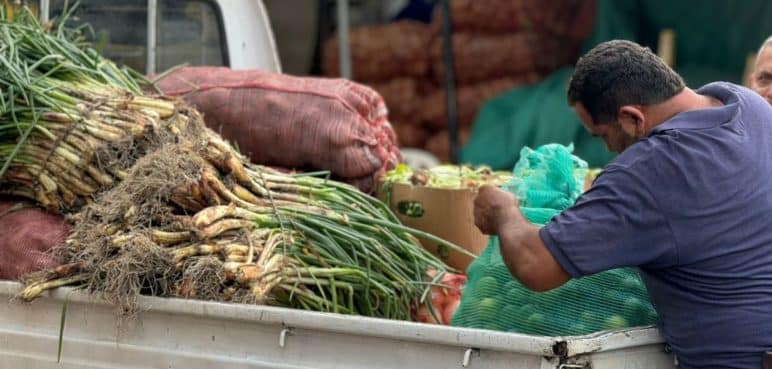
left=451, top=144, right=658, bottom=336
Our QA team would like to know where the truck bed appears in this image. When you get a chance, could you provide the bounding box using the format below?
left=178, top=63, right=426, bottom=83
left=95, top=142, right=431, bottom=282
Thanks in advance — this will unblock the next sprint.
left=0, top=281, right=676, bottom=369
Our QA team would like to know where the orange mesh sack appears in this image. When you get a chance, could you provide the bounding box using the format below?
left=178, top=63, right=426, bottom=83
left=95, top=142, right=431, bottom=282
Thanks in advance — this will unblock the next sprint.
left=155, top=67, right=402, bottom=193
left=431, top=0, right=597, bottom=39
left=323, top=20, right=431, bottom=82
left=430, top=32, right=580, bottom=85
left=367, top=78, right=423, bottom=122
left=417, top=76, right=539, bottom=130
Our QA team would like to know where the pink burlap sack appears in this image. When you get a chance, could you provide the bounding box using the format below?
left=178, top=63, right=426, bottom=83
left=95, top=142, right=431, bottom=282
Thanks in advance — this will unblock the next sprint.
left=0, top=198, right=68, bottom=280
left=156, top=67, right=401, bottom=193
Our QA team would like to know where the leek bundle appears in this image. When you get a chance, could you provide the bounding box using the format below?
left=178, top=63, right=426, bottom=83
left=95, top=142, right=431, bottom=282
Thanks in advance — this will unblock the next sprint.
left=5, top=6, right=462, bottom=321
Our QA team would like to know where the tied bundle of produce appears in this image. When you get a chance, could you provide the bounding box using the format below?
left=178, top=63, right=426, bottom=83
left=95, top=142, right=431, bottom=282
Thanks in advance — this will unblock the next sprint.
left=2, top=7, right=460, bottom=321
left=451, top=144, right=657, bottom=335
left=0, top=13, right=176, bottom=211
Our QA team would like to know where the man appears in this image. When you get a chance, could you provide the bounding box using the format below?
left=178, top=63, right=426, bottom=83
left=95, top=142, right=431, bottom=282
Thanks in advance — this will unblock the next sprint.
left=474, top=40, right=772, bottom=368
left=752, top=36, right=772, bottom=105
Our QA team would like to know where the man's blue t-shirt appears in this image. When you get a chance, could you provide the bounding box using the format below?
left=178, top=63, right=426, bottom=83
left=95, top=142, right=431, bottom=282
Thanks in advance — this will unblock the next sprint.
left=540, top=82, right=772, bottom=369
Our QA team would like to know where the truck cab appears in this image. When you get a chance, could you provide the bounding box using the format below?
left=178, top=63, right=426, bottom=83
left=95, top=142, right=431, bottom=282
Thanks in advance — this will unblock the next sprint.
left=11, top=0, right=281, bottom=74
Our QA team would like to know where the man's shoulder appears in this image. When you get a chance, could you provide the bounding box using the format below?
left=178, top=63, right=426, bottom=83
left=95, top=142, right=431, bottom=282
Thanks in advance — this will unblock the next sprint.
left=700, top=81, right=770, bottom=113
left=698, top=81, right=748, bottom=97
left=609, top=81, right=765, bottom=175
left=604, top=137, right=667, bottom=175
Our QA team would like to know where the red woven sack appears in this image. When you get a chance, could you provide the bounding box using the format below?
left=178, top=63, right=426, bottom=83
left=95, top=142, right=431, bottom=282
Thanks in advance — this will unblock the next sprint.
left=0, top=198, right=68, bottom=280
left=156, top=67, right=401, bottom=193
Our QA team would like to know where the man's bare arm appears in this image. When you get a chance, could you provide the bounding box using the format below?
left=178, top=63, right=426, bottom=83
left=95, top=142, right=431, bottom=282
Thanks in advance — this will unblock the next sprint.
left=474, top=185, right=570, bottom=291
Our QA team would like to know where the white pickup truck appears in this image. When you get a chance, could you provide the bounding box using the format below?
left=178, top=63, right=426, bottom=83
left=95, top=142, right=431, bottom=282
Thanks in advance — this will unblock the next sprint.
left=0, top=2, right=677, bottom=368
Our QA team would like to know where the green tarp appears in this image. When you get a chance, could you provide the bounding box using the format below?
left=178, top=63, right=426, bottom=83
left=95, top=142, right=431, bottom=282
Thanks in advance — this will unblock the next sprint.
left=462, top=0, right=772, bottom=169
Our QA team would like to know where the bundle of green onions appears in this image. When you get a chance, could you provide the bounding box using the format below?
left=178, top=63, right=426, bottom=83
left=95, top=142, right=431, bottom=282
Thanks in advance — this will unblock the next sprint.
left=22, top=139, right=459, bottom=319
left=0, top=6, right=174, bottom=211
left=4, top=6, right=462, bottom=320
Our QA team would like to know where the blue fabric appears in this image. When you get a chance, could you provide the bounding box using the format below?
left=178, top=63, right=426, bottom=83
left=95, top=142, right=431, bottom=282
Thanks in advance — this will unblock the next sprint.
left=393, top=0, right=435, bottom=23
left=540, top=82, right=772, bottom=369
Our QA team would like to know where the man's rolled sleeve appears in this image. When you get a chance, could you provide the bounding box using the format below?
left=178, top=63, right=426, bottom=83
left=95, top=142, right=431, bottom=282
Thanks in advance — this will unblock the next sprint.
left=537, top=168, right=678, bottom=276
left=540, top=226, right=584, bottom=278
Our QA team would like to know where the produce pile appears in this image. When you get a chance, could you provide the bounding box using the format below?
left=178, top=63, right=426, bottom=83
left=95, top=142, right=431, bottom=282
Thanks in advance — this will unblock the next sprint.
left=323, top=0, right=596, bottom=161
left=380, top=164, right=512, bottom=225
left=323, top=20, right=431, bottom=83
left=382, top=164, right=512, bottom=190
left=2, top=7, right=458, bottom=321
left=452, top=144, right=658, bottom=335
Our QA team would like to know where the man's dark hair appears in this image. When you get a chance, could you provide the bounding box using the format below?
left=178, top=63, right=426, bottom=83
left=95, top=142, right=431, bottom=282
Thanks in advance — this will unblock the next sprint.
left=567, top=40, right=685, bottom=124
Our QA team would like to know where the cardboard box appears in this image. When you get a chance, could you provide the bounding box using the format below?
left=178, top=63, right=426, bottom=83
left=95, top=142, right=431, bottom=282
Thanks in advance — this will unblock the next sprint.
left=380, top=182, right=489, bottom=272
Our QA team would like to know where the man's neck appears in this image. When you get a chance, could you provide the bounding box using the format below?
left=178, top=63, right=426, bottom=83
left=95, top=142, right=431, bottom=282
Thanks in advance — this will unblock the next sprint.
left=644, top=88, right=724, bottom=132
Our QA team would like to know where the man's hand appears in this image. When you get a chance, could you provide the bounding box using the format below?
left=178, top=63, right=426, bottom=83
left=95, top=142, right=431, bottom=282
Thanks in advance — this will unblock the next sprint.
left=473, top=186, right=571, bottom=291
left=474, top=185, right=520, bottom=235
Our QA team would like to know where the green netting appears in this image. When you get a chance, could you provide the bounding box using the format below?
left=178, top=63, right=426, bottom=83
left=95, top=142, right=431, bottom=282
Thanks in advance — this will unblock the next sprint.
left=451, top=144, right=657, bottom=336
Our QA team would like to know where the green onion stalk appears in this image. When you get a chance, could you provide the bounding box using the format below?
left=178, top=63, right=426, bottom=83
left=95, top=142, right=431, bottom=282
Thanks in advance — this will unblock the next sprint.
left=0, top=6, right=176, bottom=211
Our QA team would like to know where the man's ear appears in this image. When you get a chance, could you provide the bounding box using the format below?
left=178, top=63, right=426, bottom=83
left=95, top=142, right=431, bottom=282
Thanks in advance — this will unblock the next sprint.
left=618, top=105, right=646, bottom=137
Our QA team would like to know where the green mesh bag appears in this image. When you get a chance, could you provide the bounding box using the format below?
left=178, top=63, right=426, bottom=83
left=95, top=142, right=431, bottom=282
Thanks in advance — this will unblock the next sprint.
left=451, top=144, right=658, bottom=336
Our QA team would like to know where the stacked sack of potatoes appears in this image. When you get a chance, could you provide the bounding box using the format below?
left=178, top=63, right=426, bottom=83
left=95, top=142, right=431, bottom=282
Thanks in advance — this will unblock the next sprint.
left=323, top=0, right=597, bottom=162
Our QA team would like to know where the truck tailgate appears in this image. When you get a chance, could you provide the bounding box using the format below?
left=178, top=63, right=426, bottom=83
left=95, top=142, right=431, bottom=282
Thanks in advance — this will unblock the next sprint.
left=0, top=281, right=675, bottom=369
